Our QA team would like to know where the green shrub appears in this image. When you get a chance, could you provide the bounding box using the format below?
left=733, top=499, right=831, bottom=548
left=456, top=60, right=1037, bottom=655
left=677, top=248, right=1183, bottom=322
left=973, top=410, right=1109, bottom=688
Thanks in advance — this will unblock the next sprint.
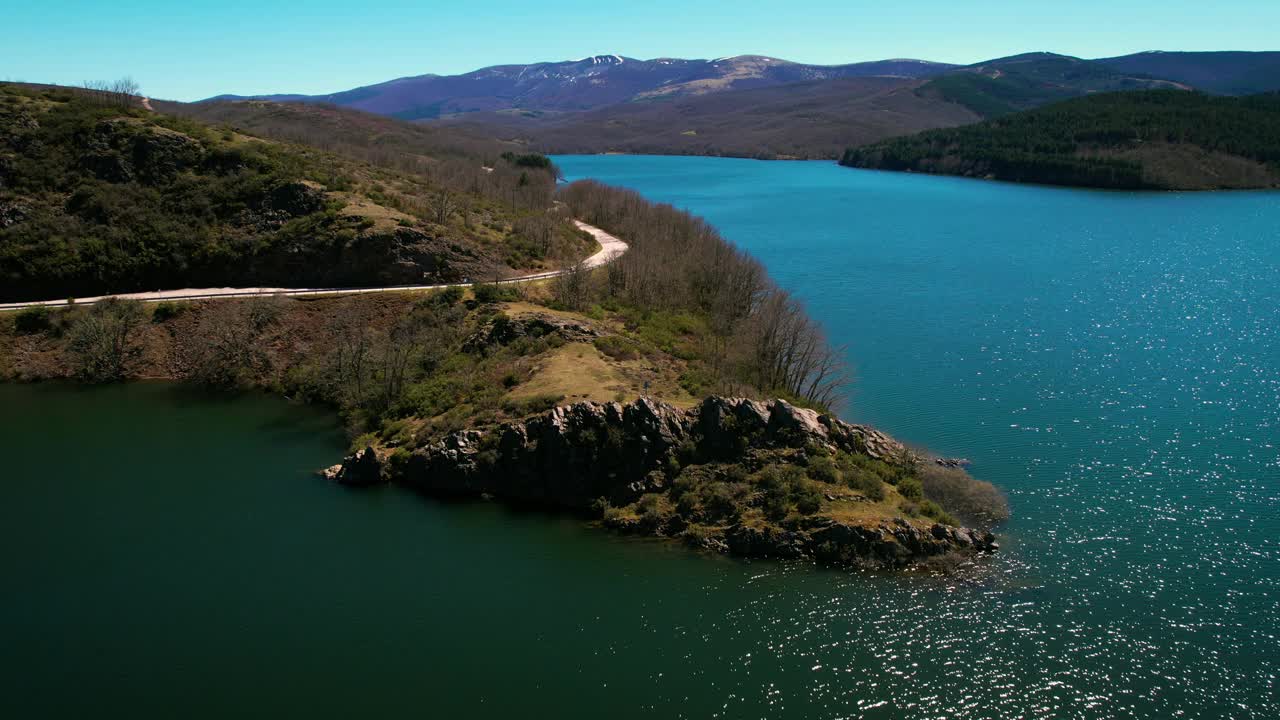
left=501, top=152, right=552, bottom=169
left=430, top=286, right=465, bottom=306
left=500, top=393, right=563, bottom=416
left=474, top=283, right=518, bottom=304
left=806, top=456, right=840, bottom=484
left=918, top=499, right=958, bottom=526
left=387, top=448, right=412, bottom=474
left=14, top=307, right=52, bottom=334
left=678, top=366, right=716, bottom=397
left=589, top=497, right=612, bottom=518
left=348, top=432, right=378, bottom=454
left=754, top=464, right=813, bottom=520
left=593, top=335, right=641, bottom=361
left=636, top=493, right=665, bottom=516
left=150, top=302, right=184, bottom=323
left=681, top=524, right=713, bottom=546
left=846, top=471, right=886, bottom=501
left=897, top=476, right=924, bottom=501
left=837, top=452, right=899, bottom=484
left=794, top=481, right=824, bottom=515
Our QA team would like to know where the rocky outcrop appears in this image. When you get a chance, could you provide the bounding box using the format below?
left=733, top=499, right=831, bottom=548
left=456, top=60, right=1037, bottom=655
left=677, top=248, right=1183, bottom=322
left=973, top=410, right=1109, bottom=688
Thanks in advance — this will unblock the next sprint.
left=131, top=125, right=204, bottom=183
left=463, top=314, right=600, bottom=353
left=79, top=119, right=205, bottom=184
left=402, top=397, right=689, bottom=507
left=320, top=446, right=385, bottom=487
left=339, top=226, right=499, bottom=286
left=325, top=396, right=998, bottom=570
left=693, top=396, right=905, bottom=462
left=0, top=199, right=29, bottom=229
left=267, top=180, right=326, bottom=217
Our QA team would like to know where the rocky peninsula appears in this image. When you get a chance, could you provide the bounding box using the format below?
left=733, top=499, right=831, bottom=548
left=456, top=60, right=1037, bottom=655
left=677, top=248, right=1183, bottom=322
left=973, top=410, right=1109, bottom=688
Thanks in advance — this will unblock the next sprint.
left=324, top=396, right=1002, bottom=570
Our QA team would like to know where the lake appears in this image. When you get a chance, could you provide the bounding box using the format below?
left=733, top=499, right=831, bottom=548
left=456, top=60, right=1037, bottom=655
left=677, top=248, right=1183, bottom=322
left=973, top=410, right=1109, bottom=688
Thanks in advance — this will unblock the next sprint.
left=3, top=157, right=1277, bottom=718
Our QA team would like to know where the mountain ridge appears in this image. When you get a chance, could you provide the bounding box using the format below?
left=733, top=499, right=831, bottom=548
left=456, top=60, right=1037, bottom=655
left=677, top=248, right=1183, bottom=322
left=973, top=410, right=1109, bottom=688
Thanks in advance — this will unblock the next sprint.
left=200, top=55, right=958, bottom=119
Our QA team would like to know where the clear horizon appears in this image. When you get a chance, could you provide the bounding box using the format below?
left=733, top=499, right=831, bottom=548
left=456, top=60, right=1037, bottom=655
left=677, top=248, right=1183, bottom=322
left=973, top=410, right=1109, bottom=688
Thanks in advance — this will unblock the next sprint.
left=5, top=0, right=1279, bottom=101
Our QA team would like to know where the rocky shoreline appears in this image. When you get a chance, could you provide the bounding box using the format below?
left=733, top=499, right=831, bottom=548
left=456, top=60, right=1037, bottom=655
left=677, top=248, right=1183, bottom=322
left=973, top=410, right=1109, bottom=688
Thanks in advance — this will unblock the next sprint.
left=323, top=397, right=1000, bottom=569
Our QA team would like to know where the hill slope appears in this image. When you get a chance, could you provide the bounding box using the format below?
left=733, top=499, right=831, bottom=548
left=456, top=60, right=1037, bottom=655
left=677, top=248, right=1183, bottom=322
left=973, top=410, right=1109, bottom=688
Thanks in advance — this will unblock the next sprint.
left=839, top=90, right=1280, bottom=190
left=1097, top=51, right=1280, bottom=95
left=915, top=52, right=1190, bottom=118
left=442, top=77, right=982, bottom=160
left=0, top=85, right=589, bottom=303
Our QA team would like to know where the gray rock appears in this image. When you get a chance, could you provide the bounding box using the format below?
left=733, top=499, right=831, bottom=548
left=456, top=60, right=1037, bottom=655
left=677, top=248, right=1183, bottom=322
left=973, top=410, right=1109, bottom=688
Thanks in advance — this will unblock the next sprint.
left=326, top=446, right=385, bottom=487
left=463, top=314, right=600, bottom=353
left=0, top=200, right=29, bottom=229
left=767, top=399, right=828, bottom=442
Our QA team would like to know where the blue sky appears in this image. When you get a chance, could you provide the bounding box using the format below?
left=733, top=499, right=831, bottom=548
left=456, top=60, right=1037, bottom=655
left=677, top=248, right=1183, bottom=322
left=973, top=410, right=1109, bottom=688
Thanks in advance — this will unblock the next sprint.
left=4, top=0, right=1277, bottom=101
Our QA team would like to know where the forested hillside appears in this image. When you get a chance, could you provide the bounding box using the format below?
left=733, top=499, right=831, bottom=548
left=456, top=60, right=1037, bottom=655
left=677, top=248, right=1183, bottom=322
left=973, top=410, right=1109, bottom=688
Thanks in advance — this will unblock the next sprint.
left=841, top=90, right=1280, bottom=190
left=914, top=53, right=1188, bottom=118
left=0, top=84, right=589, bottom=303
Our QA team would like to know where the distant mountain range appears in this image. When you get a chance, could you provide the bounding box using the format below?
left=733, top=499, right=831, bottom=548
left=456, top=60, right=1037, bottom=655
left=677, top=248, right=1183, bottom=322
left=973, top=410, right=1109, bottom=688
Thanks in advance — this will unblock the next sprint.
left=203, top=50, right=1280, bottom=160
left=205, top=55, right=957, bottom=119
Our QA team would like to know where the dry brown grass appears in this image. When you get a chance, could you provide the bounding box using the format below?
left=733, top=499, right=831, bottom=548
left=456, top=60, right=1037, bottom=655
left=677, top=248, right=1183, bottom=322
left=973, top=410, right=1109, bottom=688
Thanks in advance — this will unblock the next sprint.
left=506, top=342, right=624, bottom=405
left=821, top=484, right=920, bottom=527
left=333, top=193, right=417, bottom=230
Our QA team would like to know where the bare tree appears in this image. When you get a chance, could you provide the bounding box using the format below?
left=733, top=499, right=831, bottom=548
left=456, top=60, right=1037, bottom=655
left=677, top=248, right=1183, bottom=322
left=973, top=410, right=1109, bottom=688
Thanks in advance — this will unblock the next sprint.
left=430, top=187, right=458, bottom=225
left=67, top=298, right=145, bottom=381
left=328, top=300, right=376, bottom=406
left=80, top=77, right=141, bottom=108
left=553, top=260, right=591, bottom=311
left=181, top=297, right=284, bottom=387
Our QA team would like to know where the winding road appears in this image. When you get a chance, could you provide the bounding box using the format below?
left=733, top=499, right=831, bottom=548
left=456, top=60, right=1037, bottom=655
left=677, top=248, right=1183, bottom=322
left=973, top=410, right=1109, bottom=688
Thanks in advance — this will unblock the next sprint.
left=0, top=221, right=627, bottom=311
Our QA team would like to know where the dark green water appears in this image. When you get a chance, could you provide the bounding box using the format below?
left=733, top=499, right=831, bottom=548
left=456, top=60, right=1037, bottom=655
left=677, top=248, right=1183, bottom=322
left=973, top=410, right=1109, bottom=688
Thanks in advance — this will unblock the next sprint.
left=4, top=158, right=1279, bottom=717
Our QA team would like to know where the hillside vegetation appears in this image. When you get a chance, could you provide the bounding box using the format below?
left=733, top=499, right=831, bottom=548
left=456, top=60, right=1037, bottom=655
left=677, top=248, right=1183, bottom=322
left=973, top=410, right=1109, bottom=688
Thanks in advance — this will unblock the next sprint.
left=841, top=90, right=1280, bottom=190
left=0, top=84, right=589, bottom=303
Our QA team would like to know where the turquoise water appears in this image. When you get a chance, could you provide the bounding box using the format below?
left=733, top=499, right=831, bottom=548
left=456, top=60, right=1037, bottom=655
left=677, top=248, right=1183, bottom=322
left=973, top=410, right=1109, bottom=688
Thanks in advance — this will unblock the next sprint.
left=3, top=158, right=1278, bottom=718
left=556, top=156, right=1280, bottom=716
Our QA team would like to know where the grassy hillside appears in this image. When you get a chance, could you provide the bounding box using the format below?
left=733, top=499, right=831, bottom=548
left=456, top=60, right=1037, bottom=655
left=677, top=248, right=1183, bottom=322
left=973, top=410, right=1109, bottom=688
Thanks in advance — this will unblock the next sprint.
left=841, top=90, right=1280, bottom=190
left=0, top=84, right=589, bottom=303
left=439, top=77, right=981, bottom=160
